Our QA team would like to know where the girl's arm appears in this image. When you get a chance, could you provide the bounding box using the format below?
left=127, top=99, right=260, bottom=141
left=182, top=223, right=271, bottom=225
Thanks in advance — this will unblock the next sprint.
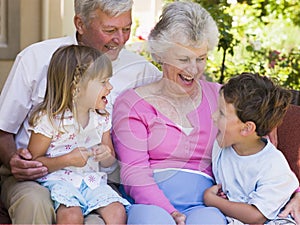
left=204, top=185, right=267, bottom=224
left=28, top=132, right=90, bottom=173
left=93, top=130, right=116, bottom=168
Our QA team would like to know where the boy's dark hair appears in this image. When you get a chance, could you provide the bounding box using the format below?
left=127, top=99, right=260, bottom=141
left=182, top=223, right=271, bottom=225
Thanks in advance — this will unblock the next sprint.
left=221, top=72, right=292, bottom=137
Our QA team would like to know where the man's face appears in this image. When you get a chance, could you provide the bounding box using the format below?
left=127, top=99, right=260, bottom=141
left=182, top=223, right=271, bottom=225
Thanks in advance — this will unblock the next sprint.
left=76, top=9, right=132, bottom=61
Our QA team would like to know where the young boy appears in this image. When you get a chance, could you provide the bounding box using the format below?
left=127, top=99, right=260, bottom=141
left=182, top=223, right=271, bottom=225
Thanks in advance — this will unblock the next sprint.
left=204, top=72, right=299, bottom=224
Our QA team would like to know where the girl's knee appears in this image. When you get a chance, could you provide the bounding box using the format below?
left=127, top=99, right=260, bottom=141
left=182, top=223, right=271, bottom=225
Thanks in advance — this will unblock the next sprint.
left=97, top=202, right=127, bottom=224
left=57, top=205, right=84, bottom=224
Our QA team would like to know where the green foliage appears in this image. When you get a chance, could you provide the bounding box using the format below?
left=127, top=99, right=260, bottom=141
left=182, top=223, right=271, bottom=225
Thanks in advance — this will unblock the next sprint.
left=129, top=0, right=300, bottom=90
left=204, top=0, right=300, bottom=90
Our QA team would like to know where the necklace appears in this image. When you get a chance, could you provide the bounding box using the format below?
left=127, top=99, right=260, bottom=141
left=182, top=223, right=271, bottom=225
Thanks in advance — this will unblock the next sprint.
left=142, top=80, right=202, bottom=127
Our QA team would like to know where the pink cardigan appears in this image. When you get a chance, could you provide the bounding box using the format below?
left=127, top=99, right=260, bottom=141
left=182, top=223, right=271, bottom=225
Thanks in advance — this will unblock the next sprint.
left=112, top=80, right=220, bottom=213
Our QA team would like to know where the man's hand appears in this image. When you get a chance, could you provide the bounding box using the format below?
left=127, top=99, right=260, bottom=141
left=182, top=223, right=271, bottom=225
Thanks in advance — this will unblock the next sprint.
left=278, top=192, right=300, bottom=223
left=10, top=148, right=48, bottom=181
left=171, top=211, right=186, bottom=225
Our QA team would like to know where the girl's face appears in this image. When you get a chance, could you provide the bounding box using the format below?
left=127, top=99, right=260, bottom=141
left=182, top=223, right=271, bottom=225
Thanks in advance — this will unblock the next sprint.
left=80, top=77, right=113, bottom=111
left=212, top=93, right=244, bottom=148
left=161, top=43, right=208, bottom=96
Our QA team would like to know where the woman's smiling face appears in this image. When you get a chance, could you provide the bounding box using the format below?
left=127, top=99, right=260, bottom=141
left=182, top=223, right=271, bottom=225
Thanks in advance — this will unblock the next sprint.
left=161, top=43, right=208, bottom=95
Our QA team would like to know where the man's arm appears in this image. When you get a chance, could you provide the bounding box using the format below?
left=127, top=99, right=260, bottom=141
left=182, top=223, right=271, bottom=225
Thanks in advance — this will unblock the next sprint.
left=0, top=130, right=16, bottom=168
left=0, top=130, right=48, bottom=181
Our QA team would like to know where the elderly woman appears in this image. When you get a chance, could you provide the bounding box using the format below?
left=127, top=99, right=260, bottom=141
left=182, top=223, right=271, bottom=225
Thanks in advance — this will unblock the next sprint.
left=112, top=1, right=226, bottom=224
left=113, top=1, right=300, bottom=224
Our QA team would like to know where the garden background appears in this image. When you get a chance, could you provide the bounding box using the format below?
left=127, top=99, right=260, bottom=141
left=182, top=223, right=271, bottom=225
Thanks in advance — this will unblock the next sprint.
left=129, top=0, right=300, bottom=93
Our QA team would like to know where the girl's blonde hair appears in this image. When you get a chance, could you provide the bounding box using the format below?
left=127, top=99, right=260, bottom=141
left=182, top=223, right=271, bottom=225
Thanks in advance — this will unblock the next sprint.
left=29, top=45, right=112, bottom=130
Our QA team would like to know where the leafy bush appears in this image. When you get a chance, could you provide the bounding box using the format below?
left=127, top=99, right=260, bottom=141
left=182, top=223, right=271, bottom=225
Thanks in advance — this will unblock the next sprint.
left=129, top=0, right=300, bottom=90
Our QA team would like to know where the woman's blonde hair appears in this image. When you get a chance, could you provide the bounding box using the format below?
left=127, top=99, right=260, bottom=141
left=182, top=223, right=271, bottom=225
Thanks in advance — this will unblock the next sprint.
left=29, top=45, right=112, bottom=130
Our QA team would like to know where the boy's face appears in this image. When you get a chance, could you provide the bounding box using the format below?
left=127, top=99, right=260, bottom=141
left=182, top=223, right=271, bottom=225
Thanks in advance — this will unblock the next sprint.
left=212, top=93, right=244, bottom=148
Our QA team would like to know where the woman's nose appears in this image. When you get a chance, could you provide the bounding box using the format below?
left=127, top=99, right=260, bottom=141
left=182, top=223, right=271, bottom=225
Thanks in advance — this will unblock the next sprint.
left=186, top=61, right=199, bottom=76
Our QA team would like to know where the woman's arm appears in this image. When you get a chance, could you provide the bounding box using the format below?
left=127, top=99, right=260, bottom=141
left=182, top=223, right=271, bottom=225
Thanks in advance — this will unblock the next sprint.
left=204, top=185, right=267, bottom=224
left=112, top=91, right=177, bottom=214
left=28, top=132, right=90, bottom=173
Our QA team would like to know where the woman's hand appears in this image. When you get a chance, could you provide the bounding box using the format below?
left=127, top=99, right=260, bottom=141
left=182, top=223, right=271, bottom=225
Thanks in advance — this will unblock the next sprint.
left=278, top=192, right=300, bottom=223
left=171, top=211, right=186, bottom=225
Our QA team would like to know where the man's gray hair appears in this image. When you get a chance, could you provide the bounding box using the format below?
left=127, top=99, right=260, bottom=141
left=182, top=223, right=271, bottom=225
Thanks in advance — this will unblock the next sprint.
left=74, top=0, right=133, bottom=24
left=148, top=1, right=219, bottom=63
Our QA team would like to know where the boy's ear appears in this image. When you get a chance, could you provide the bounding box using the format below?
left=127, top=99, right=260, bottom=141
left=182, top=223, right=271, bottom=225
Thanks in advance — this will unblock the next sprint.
left=240, top=121, right=256, bottom=136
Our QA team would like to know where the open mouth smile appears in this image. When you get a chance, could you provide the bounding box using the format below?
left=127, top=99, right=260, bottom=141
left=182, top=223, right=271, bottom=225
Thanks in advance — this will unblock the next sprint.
left=179, top=73, right=194, bottom=83
left=101, top=96, right=108, bottom=104
left=104, top=45, right=118, bottom=51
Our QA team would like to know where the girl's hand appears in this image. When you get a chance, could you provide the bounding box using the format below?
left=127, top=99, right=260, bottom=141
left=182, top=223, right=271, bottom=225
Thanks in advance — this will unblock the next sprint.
left=171, top=211, right=186, bottom=225
left=90, top=144, right=116, bottom=167
left=68, top=147, right=91, bottom=167
left=91, top=144, right=113, bottom=163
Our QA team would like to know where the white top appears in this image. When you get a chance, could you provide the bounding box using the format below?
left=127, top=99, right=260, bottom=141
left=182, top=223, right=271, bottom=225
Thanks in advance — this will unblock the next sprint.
left=29, top=109, right=110, bottom=189
left=212, top=139, right=299, bottom=219
left=0, top=34, right=162, bottom=149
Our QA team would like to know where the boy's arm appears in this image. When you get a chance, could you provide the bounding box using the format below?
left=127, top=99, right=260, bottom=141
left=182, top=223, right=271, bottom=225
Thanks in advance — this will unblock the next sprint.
left=204, top=185, right=267, bottom=224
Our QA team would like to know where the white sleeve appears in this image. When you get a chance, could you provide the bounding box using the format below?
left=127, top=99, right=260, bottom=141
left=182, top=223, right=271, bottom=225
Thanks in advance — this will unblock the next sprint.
left=248, top=151, right=299, bottom=219
left=28, top=113, right=54, bottom=138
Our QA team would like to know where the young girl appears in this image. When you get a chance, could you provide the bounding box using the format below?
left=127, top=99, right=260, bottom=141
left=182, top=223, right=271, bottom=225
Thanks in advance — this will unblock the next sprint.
left=27, top=45, right=129, bottom=224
